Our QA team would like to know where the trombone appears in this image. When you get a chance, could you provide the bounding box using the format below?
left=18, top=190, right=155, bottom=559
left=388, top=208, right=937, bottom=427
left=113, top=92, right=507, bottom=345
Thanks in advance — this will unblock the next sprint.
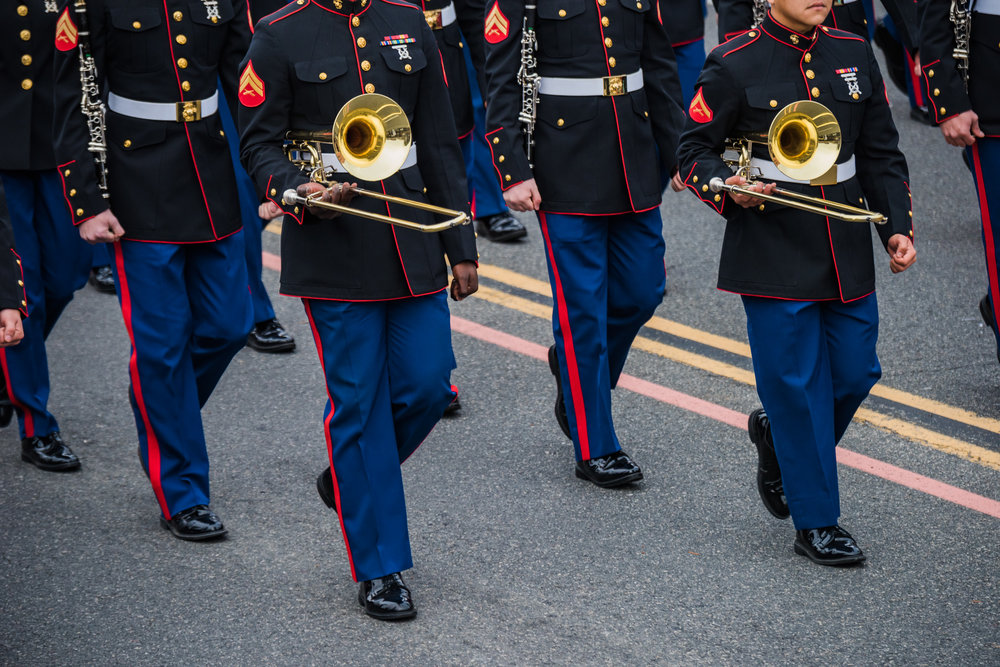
left=281, top=93, right=469, bottom=233
left=709, top=101, right=886, bottom=225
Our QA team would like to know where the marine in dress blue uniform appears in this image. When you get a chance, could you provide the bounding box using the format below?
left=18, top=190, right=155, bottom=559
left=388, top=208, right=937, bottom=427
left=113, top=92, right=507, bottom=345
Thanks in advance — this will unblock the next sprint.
left=52, top=0, right=254, bottom=538
left=715, top=0, right=875, bottom=42
left=0, top=0, right=93, bottom=472
left=918, top=0, right=1000, bottom=363
left=677, top=0, right=916, bottom=565
left=484, top=0, right=686, bottom=487
left=238, top=0, right=478, bottom=620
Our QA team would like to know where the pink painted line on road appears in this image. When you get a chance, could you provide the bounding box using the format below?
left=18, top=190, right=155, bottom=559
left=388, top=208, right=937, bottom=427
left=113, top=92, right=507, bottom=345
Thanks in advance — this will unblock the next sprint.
left=450, top=315, right=1000, bottom=520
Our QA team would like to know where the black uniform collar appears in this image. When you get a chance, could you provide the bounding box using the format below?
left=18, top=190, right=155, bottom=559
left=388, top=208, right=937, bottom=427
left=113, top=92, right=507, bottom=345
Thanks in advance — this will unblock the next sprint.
left=316, top=0, right=371, bottom=14
left=760, top=11, right=820, bottom=51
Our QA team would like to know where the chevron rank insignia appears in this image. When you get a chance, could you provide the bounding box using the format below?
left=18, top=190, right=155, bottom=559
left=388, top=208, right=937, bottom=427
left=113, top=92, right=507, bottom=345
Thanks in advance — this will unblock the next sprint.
left=55, top=8, right=79, bottom=52
left=238, top=61, right=265, bottom=107
left=485, top=1, right=509, bottom=44
left=689, top=87, right=713, bottom=124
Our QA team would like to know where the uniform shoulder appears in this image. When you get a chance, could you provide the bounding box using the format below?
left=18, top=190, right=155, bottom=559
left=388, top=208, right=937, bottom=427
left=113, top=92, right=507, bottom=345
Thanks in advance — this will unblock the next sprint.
left=375, top=0, right=424, bottom=13
left=259, top=0, right=311, bottom=27
left=817, top=25, right=867, bottom=43
left=709, top=29, right=762, bottom=59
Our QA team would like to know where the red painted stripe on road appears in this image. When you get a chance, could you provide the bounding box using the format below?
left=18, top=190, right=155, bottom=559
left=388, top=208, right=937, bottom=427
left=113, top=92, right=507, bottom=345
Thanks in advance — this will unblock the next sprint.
left=448, top=315, right=1000, bottom=520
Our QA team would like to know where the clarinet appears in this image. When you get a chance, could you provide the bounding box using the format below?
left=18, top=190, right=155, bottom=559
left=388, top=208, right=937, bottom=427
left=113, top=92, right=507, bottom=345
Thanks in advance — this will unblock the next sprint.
left=751, top=0, right=768, bottom=28
left=516, top=3, right=540, bottom=168
left=949, top=0, right=971, bottom=91
left=73, top=0, right=110, bottom=200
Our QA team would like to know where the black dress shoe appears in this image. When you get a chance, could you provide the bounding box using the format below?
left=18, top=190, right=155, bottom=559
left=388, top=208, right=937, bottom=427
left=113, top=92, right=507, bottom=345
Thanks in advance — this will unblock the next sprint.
left=575, top=450, right=643, bottom=488
left=358, top=572, right=417, bottom=621
left=909, top=106, right=933, bottom=126
left=317, top=466, right=338, bottom=513
left=0, top=380, right=13, bottom=428
left=747, top=408, right=790, bottom=519
left=475, top=211, right=527, bottom=243
left=159, top=505, right=227, bottom=541
left=88, top=265, right=117, bottom=294
left=980, top=295, right=1000, bottom=363
left=443, top=384, right=461, bottom=416
left=548, top=345, right=571, bottom=440
left=246, top=318, right=296, bottom=353
left=21, top=432, right=80, bottom=471
left=793, top=525, right=866, bottom=566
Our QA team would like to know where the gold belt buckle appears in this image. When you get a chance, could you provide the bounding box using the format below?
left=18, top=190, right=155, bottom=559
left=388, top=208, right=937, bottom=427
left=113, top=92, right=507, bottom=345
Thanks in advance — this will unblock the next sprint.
left=176, top=99, right=202, bottom=123
left=423, top=9, right=443, bottom=29
left=602, top=75, right=627, bottom=96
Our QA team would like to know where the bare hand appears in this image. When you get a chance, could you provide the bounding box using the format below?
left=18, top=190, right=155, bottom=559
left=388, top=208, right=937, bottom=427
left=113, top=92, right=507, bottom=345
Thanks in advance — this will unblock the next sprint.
left=503, top=179, right=541, bottom=212
left=940, top=110, right=984, bottom=147
left=669, top=171, right=685, bottom=193
left=258, top=201, right=283, bottom=220
left=0, top=309, right=24, bottom=346
left=79, top=209, right=124, bottom=244
left=450, top=261, right=478, bottom=301
left=726, top=174, right=776, bottom=208
left=912, top=50, right=920, bottom=78
left=296, top=181, right=358, bottom=219
left=887, top=233, right=916, bottom=273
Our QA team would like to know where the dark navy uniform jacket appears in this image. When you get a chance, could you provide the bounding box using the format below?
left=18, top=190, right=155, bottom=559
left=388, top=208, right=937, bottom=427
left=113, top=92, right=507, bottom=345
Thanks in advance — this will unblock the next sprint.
left=417, top=0, right=474, bottom=136
left=52, top=0, right=250, bottom=243
left=0, top=194, right=27, bottom=317
left=1, top=1, right=62, bottom=172
left=483, top=0, right=685, bottom=215
left=664, top=0, right=705, bottom=47
left=918, top=0, right=1000, bottom=134
left=677, top=12, right=912, bottom=301
left=238, top=0, right=477, bottom=301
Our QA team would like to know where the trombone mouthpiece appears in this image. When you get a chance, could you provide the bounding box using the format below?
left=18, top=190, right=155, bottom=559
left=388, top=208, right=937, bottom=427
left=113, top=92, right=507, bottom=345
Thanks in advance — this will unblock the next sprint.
left=282, top=189, right=300, bottom=206
left=709, top=177, right=725, bottom=193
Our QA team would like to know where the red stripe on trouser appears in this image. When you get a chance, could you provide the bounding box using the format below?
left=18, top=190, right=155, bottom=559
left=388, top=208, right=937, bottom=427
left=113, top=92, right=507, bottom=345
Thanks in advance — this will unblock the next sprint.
left=972, top=145, right=1000, bottom=332
left=538, top=213, right=591, bottom=460
left=113, top=243, right=171, bottom=518
left=304, top=299, right=358, bottom=582
left=0, top=349, right=33, bottom=436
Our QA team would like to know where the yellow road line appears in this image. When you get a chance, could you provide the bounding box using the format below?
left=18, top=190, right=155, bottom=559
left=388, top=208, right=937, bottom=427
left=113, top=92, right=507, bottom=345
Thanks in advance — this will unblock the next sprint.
left=474, top=285, right=1000, bottom=472
left=477, top=263, right=1000, bottom=435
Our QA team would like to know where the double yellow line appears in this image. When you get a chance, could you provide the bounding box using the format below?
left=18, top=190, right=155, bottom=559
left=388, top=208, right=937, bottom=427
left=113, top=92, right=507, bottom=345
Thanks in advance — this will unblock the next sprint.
left=475, top=263, right=1000, bottom=472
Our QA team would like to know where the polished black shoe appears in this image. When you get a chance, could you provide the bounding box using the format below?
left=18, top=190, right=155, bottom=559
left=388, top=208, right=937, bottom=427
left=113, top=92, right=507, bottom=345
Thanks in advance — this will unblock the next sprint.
left=443, top=384, right=461, bottom=416
left=793, top=525, right=866, bottom=566
left=979, top=295, right=1000, bottom=363
left=575, top=450, right=643, bottom=488
left=21, top=432, right=80, bottom=472
left=909, top=106, right=933, bottom=126
left=358, top=572, right=417, bottom=621
left=747, top=408, right=790, bottom=519
left=159, top=505, right=227, bottom=541
left=0, top=380, right=13, bottom=428
left=88, top=265, right=117, bottom=294
left=475, top=211, right=527, bottom=243
left=548, top=345, right=571, bottom=440
left=316, top=466, right=338, bottom=513
left=246, top=318, right=296, bottom=353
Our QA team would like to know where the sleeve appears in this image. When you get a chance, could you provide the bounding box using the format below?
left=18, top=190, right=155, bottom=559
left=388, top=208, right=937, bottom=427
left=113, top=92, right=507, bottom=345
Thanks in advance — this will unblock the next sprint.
left=917, top=0, right=971, bottom=124
left=855, top=41, right=913, bottom=247
left=0, top=191, right=27, bottom=317
left=412, top=22, right=478, bottom=266
left=454, top=0, right=488, bottom=90
left=237, top=25, right=312, bottom=223
left=220, top=0, right=253, bottom=124
left=675, top=50, right=743, bottom=220
left=51, top=0, right=110, bottom=226
left=881, top=0, right=917, bottom=51
left=483, top=0, right=533, bottom=191
left=715, top=0, right=753, bottom=43
left=644, top=0, right=688, bottom=177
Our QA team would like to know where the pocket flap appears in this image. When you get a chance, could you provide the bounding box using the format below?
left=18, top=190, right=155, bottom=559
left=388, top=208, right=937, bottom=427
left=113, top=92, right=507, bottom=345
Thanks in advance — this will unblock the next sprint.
left=294, top=57, right=349, bottom=83
left=109, top=8, right=162, bottom=32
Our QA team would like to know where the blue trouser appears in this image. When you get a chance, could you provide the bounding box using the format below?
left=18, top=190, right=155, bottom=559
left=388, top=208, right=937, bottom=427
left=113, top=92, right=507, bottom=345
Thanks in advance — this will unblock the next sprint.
left=0, top=170, right=91, bottom=439
left=304, top=292, right=456, bottom=582
left=674, top=39, right=707, bottom=107
left=112, top=232, right=251, bottom=519
left=219, top=84, right=275, bottom=325
left=538, top=209, right=666, bottom=461
left=742, top=293, right=881, bottom=530
left=92, top=242, right=111, bottom=268
left=463, top=47, right=507, bottom=219
left=970, top=138, right=1000, bottom=353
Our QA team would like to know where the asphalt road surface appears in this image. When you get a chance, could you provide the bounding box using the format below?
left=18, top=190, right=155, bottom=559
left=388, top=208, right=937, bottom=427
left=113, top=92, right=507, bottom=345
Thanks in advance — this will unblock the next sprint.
left=2, top=18, right=998, bottom=667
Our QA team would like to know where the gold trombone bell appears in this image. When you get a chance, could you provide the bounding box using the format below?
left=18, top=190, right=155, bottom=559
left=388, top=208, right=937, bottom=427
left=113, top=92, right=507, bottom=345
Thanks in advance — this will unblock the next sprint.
left=282, top=93, right=469, bottom=232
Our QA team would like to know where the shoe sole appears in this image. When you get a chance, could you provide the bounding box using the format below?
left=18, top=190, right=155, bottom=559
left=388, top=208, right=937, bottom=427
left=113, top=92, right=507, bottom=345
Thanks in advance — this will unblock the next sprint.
left=747, top=412, right=790, bottom=520
left=245, top=339, right=297, bottom=353
left=21, top=453, right=81, bottom=472
left=316, top=473, right=337, bottom=510
left=159, top=517, right=228, bottom=541
left=574, top=468, right=644, bottom=488
left=475, top=222, right=528, bottom=243
left=357, top=591, right=418, bottom=620
left=793, top=542, right=866, bottom=566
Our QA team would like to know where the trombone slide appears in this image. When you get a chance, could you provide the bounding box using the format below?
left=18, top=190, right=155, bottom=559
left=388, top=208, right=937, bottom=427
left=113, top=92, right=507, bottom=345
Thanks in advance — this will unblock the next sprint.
left=282, top=188, right=469, bottom=233
left=708, top=178, right=886, bottom=225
